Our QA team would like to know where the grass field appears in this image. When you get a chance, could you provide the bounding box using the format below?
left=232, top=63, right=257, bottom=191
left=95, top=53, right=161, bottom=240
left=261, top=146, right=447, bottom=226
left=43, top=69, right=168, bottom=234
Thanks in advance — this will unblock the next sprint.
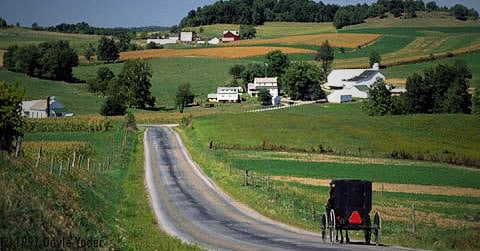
left=384, top=52, right=480, bottom=86
left=0, top=69, right=103, bottom=115
left=223, top=33, right=380, bottom=48
left=74, top=57, right=256, bottom=108
left=187, top=22, right=336, bottom=39
left=191, top=103, right=480, bottom=163
left=0, top=27, right=99, bottom=51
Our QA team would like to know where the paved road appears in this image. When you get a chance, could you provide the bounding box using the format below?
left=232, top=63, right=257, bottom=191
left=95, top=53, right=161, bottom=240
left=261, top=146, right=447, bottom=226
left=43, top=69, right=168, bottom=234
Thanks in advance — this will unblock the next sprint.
left=144, top=126, right=409, bottom=251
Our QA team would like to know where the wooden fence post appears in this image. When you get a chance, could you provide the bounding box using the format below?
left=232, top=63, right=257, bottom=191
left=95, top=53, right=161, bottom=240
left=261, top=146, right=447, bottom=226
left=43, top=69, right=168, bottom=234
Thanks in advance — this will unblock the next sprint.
left=87, top=158, right=90, bottom=171
left=72, top=152, right=76, bottom=170
left=35, top=145, right=42, bottom=168
left=50, top=157, right=54, bottom=174
left=412, top=204, right=416, bottom=233
left=381, top=183, right=384, bottom=196
left=59, top=161, right=63, bottom=176
left=67, top=158, right=71, bottom=174
left=15, top=136, right=22, bottom=157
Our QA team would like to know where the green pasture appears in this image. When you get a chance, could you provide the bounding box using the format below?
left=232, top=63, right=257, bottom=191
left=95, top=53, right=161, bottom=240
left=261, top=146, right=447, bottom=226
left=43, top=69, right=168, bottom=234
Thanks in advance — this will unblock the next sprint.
left=0, top=69, right=103, bottom=115
left=0, top=27, right=99, bottom=51
left=191, top=103, right=480, bottom=162
left=73, top=57, right=255, bottom=108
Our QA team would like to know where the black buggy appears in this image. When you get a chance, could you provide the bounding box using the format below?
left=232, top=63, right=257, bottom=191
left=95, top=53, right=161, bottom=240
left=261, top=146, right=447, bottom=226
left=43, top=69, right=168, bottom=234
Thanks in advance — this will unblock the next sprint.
left=321, top=179, right=381, bottom=245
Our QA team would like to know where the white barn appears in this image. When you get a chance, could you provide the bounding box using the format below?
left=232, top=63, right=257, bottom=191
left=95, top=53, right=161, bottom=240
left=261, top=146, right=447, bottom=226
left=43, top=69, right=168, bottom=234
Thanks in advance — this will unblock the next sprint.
left=324, top=63, right=385, bottom=90
left=180, top=32, right=194, bottom=42
left=147, top=37, right=178, bottom=45
left=248, top=77, right=279, bottom=97
left=208, top=37, right=220, bottom=45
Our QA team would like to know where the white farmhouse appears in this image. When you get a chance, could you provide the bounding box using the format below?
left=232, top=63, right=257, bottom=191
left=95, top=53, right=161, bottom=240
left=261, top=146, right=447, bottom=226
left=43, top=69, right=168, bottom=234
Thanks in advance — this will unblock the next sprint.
left=248, top=77, right=279, bottom=97
left=324, top=63, right=385, bottom=90
left=327, top=90, right=353, bottom=103
left=21, top=97, right=72, bottom=118
left=180, top=32, right=194, bottom=42
left=208, top=87, right=243, bottom=103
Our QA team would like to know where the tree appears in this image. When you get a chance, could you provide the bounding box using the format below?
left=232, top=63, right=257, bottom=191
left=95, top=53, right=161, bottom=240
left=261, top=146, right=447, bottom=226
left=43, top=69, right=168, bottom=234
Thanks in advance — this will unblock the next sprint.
left=97, top=36, right=119, bottom=62
left=117, top=60, right=156, bottom=109
left=281, top=62, right=325, bottom=101
left=265, top=50, right=289, bottom=77
left=315, top=40, right=334, bottom=75
left=175, top=83, right=195, bottom=113
left=426, top=1, right=438, bottom=12
left=31, top=22, right=39, bottom=30
left=369, top=51, right=381, bottom=68
left=240, top=25, right=256, bottom=39
left=88, top=67, right=115, bottom=95
left=83, top=43, right=96, bottom=63
left=3, top=45, right=19, bottom=71
left=473, top=86, right=480, bottom=115
left=36, top=41, right=78, bottom=81
left=258, top=88, right=272, bottom=106
left=405, top=73, right=432, bottom=113
left=13, top=45, right=40, bottom=76
left=100, top=95, right=127, bottom=116
left=116, top=32, right=132, bottom=52
left=451, top=4, right=469, bottom=21
left=229, top=64, right=246, bottom=80
left=240, top=63, right=268, bottom=86
left=0, top=17, right=7, bottom=28
left=443, top=78, right=471, bottom=113
left=362, top=79, right=392, bottom=116
left=0, top=81, right=25, bottom=152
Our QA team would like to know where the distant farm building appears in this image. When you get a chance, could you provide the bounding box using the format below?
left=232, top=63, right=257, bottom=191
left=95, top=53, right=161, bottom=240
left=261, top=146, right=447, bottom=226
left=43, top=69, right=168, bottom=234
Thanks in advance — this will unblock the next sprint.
left=222, top=31, right=240, bottom=42
left=208, top=37, right=220, bottom=45
left=248, top=77, right=279, bottom=97
left=324, top=63, right=385, bottom=90
left=389, top=87, right=407, bottom=97
left=208, top=87, right=243, bottom=103
left=180, top=32, right=195, bottom=42
left=327, top=90, right=353, bottom=104
left=21, top=97, right=72, bottom=118
left=147, top=37, right=178, bottom=45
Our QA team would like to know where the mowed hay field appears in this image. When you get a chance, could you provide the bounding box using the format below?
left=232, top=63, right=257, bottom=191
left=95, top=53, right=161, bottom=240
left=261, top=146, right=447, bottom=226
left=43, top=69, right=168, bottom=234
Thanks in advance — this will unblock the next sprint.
left=187, top=22, right=336, bottom=39
left=0, top=27, right=99, bottom=51
left=223, top=33, right=380, bottom=48
left=120, top=46, right=315, bottom=60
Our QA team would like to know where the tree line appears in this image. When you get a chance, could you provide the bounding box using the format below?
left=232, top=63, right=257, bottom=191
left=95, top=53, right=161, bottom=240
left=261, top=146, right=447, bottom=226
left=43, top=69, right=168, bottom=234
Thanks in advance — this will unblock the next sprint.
left=363, top=60, right=479, bottom=116
left=3, top=41, right=78, bottom=82
left=30, top=21, right=167, bottom=36
left=179, top=0, right=479, bottom=29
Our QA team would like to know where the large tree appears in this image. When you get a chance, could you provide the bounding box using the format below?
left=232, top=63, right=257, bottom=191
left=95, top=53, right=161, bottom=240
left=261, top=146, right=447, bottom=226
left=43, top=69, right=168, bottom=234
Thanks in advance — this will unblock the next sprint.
left=258, top=88, right=273, bottom=106
left=175, top=83, right=195, bottom=113
left=239, top=25, right=256, bottom=39
left=0, top=17, right=7, bottom=28
left=369, top=51, right=381, bottom=68
left=281, top=62, right=325, bottom=101
left=315, top=40, right=334, bottom=76
left=117, top=60, right=156, bottom=109
left=0, top=82, right=25, bottom=152
left=88, top=67, right=115, bottom=96
left=36, top=41, right=78, bottom=81
left=266, top=50, right=290, bottom=77
left=405, top=73, right=432, bottom=113
left=362, top=79, right=392, bottom=116
left=100, top=95, right=127, bottom=116
left=83, top=43, right=96, bottom=63
left=229, top=64, right=246, bottom=80
left=97, top=36, right=119, bottom=62
left=473, top=86, right=480, bottom=115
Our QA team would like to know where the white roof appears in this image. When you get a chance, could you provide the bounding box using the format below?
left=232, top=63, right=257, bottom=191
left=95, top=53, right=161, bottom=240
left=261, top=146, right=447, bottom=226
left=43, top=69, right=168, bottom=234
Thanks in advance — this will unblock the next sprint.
left=254, top=77, right=278, bottom=84
left=326, top=69, right=366, bottom=87
left=390, top=88, right=407, bottom=93
left=217, top=87, right=240, bottom=94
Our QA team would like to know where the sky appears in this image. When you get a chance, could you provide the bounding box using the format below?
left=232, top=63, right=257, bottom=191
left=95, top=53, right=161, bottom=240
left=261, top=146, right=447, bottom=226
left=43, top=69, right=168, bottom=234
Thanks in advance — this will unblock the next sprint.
left=0, top=0, right=479, bottom=28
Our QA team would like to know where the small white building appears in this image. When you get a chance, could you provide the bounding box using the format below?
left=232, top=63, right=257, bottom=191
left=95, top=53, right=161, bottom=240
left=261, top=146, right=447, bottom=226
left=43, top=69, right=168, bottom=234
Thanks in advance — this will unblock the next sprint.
left=327, top=90, right=353, bottom=104
left=208, top=37, right=220, bottom=45
left=248, top=77, right=279, bottom=97
left=324, top=63, right=385, bottom=90
left=147, top=37, right=178, bottom=46
left=21, top=97, right=72, bottom=118
left=208, top=87, right=242, bottom=103
left=180, top=32, right=194, bottom=42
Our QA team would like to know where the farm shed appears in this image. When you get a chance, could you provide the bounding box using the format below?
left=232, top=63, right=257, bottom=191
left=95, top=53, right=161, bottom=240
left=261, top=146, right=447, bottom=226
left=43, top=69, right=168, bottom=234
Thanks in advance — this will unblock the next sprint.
left=248, top=77, right=279, bottom=97
left=180, top=32, right=195, bottom=42
left=147, top=37, right=178, bottom=45
left=327, top=90, right=353, bottom=103
left=324, top=63, right=385, bottom=90
left=208, top=87, right=242, bottom=103
left=208, top=37, right=220, bottom=45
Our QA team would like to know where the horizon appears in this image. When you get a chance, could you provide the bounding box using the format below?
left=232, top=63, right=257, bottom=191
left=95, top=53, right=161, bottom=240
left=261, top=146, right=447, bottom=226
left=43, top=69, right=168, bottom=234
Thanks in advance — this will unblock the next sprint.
left=0, top=0, right=479, bottom=28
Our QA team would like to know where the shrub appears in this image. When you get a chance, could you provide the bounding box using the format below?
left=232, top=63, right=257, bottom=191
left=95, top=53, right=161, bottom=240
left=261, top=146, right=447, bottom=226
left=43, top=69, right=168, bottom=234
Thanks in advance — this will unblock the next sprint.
left=100, top=95, right=127, bottom=116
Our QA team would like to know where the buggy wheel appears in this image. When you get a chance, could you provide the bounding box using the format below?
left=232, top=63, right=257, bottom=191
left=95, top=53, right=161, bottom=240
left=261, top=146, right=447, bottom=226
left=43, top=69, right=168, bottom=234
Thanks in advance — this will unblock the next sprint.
left=329, top=209, right=336, bottom=244
left=321, top=213, right=327, bottom=242
left=364, top=215, right=371, bottom=245
left=373, top=212, right=382, bottom=246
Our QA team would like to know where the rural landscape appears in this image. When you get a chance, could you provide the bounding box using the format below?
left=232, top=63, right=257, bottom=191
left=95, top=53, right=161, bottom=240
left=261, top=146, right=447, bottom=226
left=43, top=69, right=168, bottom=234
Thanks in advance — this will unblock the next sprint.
left=1, top=0, right=479, bottom=250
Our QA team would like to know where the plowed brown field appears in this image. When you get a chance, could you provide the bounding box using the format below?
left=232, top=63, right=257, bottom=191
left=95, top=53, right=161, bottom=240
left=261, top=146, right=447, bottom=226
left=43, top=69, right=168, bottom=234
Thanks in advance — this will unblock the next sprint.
left=120, top=46, right=315, bottom=60
left=223, top=33, right=381, bottom=48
